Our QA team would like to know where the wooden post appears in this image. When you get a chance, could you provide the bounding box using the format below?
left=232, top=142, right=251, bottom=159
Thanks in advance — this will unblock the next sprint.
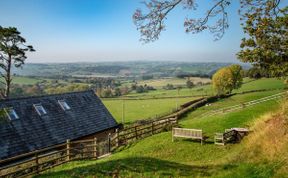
left=135, top=126, right=138, bottom=140
left=66, top=139, right=70, bottom=161
left=115, top=129, right=119, bottom=147
left=35, top=152, right=39, bottom=174
left=151, top=122, right=154, bottom=135
left=108, top=133, right=111, bottom=153
left=93, top=137, right=97, bottom=159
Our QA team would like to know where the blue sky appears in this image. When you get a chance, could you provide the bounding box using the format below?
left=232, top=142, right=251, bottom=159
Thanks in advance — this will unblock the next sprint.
left=0, top=0, right=245, bottom=63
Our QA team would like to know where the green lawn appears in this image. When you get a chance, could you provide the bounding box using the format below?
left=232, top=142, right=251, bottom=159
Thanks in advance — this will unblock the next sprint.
left=102, top=97, right=200, bottom=124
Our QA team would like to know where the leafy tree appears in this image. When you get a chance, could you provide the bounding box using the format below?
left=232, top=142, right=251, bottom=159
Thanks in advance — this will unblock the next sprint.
left=114, top=87, right=122, bottom=96
left=120, top=86, right=130, bottom=95
left=133, top=0, right=281, bottom=43
left=237, top=5, right=288, bottom=78
left=101, top=88, right=113, bottom=98
left=176, top=86, right=182, bottom=95
left=0, top=26, right=34, bottom=98
left=212, top=65, right=243, bottom=95
left=136, top=85, right=145, bottom=93
left=163, top=83, right=174, bottom=90
left=229, top=64, right=243, bottom=89
left=186, top=80, right=194, bottom=88
left=246, top=67, right=270, bottom=79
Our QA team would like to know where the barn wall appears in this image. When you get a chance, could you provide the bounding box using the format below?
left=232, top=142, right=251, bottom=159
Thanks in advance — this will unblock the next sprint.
left=75, top=128, right=116, bottom=142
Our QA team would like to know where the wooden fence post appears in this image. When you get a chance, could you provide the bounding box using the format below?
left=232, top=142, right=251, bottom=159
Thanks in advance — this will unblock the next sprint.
left=35, top=152, right=39, bottom=174
left=108, top=133, right=111, bottom=153
left=115, top=129, right=119, bottom=147
left=93, top=137, right=97, bottom=159
left=135, top=126, right=138, bottom=140
left=151, top=122, right=154, bottom=135
left=66, top=139, right=70, bottom=161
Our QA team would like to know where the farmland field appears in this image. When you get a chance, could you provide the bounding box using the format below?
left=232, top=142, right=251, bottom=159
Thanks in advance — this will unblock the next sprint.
left=137, top=77, right=211, bottom=88
left=102, top=96, right=200, bottom=124
left=8, top=76, right=43, bottom=85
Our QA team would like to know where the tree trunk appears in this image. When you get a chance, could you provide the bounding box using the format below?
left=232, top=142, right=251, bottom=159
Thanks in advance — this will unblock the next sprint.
left=4, top=54, right=12, bottom=99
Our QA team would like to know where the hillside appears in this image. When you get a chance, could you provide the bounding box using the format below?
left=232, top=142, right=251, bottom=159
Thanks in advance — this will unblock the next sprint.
left=36, top=81, right=288, bottom=177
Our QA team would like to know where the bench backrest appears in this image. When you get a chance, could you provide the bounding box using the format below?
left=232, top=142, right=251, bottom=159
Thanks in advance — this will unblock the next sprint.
left=173, top=128, right=202, bottom=138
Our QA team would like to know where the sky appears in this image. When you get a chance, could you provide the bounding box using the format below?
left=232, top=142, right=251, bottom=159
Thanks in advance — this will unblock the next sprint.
left=0, top=0, right=245, bottom=63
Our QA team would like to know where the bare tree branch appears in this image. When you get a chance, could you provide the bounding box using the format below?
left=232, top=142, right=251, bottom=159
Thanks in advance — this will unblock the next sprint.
left=133, top=0, right=283, bottom=43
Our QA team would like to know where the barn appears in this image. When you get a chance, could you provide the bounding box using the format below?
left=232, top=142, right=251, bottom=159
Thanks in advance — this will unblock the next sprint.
left=0, top=90, right=119, bottom=160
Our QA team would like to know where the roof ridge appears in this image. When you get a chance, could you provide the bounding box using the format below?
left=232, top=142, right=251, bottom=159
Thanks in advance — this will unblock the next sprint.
left=0, top=90, right=95, bottom=102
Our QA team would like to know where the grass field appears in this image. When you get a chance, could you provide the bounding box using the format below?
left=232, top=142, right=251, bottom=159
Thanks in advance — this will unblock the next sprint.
left=126, top=85, right=213, bottom=98
left=137, top=77, right=211, bottom=89
left=9, top=76, right=43, bottom=85
left=102, top=97, right=200, bottom=124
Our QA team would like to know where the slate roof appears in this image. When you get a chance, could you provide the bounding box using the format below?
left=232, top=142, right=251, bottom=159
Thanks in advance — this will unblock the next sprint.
left=0, top=90, right=118, bottom=160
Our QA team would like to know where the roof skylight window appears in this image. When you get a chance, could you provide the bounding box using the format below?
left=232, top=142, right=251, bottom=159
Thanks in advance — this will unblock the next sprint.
left=58, top=100, right=71, bottom=111
left=34, top=104, right=47, bottom=116
left=5, top=108, right=19, bottom=120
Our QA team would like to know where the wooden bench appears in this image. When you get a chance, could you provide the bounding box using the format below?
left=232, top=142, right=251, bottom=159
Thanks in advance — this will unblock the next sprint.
left=172, top=128, right=204, bottom=145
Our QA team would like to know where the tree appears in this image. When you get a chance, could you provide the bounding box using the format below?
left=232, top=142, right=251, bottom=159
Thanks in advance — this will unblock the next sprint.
left=176, top=86, right=182, bottom=95
left=246, top=67, right=270, bottom=79
left=237, top=6, right=288, bottom=78
left=133, top=0, right=281, bottom=43
left=212, top=65, right=243, bottom=95
left=229, top=64, right=243, bottom=89
left=163, top=83, right=174, bottom=90
left=0, top=26, right=35, bottom=98
left=114, top=87, right=122, bottom=96
left=186, top=80, right=194, bottom=89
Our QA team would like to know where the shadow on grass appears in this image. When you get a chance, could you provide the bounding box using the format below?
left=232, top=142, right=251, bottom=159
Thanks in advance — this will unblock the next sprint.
left=37, top=157, right=237, bottom=178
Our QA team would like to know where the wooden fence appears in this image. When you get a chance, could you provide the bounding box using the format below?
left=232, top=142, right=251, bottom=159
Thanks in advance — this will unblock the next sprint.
left=0, top=117, right=177, bottom=178
left=198, top=91, right=287, bottom=118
